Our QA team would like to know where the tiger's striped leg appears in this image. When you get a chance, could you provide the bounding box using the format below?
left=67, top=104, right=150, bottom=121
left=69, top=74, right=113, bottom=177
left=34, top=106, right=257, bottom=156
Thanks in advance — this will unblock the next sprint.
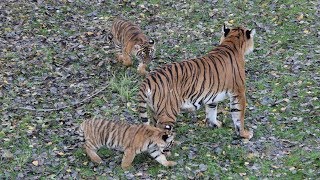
left=139, top=100, right=150, bottom=125
left=205, top=103, right=222, bottom=128
left=137, top=63, right=148, bottom=75
left=121, top=149, right=136, bottom=170
left=148, top=149, right=177, bottom=167
left=229, top=93, right=253, bottom=140
left=84, top=144, right=102, bottom=164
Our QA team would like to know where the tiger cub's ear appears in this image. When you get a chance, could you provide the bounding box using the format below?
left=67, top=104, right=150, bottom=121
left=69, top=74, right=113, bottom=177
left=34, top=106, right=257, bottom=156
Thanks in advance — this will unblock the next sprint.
left=246, top=29, right=256, bottom=39
left=222, top=24, right=230, bottom=37
left=149, top=38, right=155, bottom=45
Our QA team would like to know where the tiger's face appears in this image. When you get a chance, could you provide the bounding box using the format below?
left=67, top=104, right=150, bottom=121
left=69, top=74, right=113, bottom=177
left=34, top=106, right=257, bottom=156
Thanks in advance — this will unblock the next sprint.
left=134, top=39, right=155, bottom=64
left=220, top=25, right=255, bottom=55
left=155, top=131, right=175, bottom=154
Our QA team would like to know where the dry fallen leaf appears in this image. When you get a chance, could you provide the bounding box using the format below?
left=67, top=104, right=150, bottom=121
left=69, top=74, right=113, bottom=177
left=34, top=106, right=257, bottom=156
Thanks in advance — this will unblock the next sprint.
left=297, top=13, right=303, bottom=21
left=86, top=32, right=94, bottom=36
left=32, top=160, right=39, bottom=166
left=289, top=166, right=296, bottom=171
left=57, top=152, right=65, bottom=156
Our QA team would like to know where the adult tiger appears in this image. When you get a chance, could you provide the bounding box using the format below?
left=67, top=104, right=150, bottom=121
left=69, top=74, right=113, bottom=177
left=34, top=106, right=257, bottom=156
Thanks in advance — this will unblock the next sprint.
left=138, top=25, right=255, bottom=140
left=78, top=119, right=176, bottom=170
left=109, top=18, right=155, bottom=75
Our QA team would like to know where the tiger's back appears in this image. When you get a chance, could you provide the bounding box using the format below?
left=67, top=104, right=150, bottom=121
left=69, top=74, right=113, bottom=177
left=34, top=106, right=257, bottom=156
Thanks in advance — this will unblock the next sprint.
left=138, top=25, right=255, bottom=140
left=111, top=19, right=143, bottom=47
left=79, top=119, right=134, bottom=151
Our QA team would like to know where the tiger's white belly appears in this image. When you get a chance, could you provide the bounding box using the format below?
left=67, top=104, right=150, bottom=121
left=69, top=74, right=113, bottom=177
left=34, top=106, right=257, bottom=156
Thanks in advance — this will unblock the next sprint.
left=181, top=91, right=228, bottom=112
left=212, top=91, right=227, bottom=103
left=181, top=100, right=197, bottom=112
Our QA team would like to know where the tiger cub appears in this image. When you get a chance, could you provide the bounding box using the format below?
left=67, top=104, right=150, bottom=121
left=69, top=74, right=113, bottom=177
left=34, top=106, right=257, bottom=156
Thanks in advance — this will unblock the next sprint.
left=78, top=119, right=176, bottom=170
left=109, top=19, right=155, bottom=75
left=138, top=25, right=255, bottom=140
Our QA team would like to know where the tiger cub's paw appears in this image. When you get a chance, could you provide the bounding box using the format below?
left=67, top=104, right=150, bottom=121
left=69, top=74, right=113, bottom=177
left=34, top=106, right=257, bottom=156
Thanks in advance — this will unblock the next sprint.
left=116, top=53, right=124, bottom=62
left=164, top=151, right=172, bottom=157
left=90, top=157, right=103, bottom=164
left=165, top=161, right=177, bottom=167
left=137, top=63, right=148, bottom=75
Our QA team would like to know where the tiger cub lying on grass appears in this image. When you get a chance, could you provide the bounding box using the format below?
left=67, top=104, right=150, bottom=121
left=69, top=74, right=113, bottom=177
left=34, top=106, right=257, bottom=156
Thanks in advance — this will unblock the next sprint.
left=109, top=18, right=155, bottom=75
left=78, top=119, right=176, bottom=170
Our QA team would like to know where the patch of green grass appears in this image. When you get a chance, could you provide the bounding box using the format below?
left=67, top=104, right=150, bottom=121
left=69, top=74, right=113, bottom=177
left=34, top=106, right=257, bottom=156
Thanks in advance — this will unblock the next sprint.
left=109, top=72, right=139, bottom=102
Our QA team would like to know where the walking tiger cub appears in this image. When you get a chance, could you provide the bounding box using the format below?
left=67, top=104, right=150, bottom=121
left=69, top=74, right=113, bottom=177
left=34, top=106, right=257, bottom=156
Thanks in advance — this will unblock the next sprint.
left=78, top=119, right=176, bottom=170
left=138, top=25, right=255, bottom=140
left=109, top=18, right=155, bottom=75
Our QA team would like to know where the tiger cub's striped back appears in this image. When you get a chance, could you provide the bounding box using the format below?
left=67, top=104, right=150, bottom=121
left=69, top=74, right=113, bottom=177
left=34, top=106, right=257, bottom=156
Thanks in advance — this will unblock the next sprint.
left=138, top=25, right=255, bottom=140
left=78, top=119, right=176, bottom=170
left=109, top=19, right=155, bottom=75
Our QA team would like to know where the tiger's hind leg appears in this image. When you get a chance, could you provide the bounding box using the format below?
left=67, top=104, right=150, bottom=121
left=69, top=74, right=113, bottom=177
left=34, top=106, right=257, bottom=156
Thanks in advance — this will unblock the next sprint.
left=139, top=101, right=150, bottom=125
left=121, top=149, right=136, bottom=170
left=229, top=93, right=253, bottom=140
left=205, top=103, right=222, bottom=128
left=84, top=144, right=102, bottom=164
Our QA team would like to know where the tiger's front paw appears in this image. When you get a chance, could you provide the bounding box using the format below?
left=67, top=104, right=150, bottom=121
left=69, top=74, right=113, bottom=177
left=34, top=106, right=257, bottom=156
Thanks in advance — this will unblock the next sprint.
left=206, top=119, right=222, bottom=128
left=240, top=129, right=253, bottom=140
left=116, top=53, right=124, bottom=62
left=137, top=63, right=148, bottom=75
left=121, top=163, right=133, bottom=170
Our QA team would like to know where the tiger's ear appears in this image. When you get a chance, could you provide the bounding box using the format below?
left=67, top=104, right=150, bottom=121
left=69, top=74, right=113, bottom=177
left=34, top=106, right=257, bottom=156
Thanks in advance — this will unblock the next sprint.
left=164, top=125, right=172, bottom=131
left=246, top=29, right=256, bottom=39
left=162, top=134, right=169, bottom=141
left=222, top=24, right=230, bottom=37
left=149, top=38, right=155, bottom=45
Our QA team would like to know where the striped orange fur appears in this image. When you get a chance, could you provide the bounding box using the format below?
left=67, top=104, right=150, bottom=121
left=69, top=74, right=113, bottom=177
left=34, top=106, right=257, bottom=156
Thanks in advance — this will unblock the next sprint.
left=78, top=119, right=176, bottom=170
left=109, top=18, right=155, bottom=75
left=138, top=25, right=255, bottom=140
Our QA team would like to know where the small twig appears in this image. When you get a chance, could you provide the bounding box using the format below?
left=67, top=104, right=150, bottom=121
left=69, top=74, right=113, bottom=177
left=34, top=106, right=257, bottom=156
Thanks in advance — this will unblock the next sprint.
left=18, top=83, right=109, bottom=112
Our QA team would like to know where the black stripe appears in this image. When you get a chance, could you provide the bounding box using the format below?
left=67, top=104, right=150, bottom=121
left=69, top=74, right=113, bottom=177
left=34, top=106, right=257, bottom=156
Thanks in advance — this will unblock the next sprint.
left=147, top=141, right=154, bottom=148
left=154, top=154, right=160, bottom=159
left=121, top=125, right=130, bottom=146
left=208, top=103, right=217, bottom=108
left=150, top=149, right=158, bottom=154
left=230, top=109, right=241, bottom=112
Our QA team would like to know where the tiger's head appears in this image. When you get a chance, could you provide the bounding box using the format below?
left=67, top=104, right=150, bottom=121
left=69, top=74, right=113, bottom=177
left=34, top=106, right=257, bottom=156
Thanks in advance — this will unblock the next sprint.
left=155, top=115, right=176, bottom=132
left=220, top=24, right=256, bottom=55
left=133, top=38, right=156, bottom=64
left=154, top=130, right=175, bottom=154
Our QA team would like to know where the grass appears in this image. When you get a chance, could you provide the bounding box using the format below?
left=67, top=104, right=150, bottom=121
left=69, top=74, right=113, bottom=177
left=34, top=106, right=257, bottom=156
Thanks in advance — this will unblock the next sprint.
left=1, top=0, right=319, bottom=179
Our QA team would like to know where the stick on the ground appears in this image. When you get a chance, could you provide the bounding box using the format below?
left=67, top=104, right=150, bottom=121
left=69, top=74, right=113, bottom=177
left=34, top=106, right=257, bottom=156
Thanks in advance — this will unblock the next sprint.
left=18, top=83, right=109, bottom=112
